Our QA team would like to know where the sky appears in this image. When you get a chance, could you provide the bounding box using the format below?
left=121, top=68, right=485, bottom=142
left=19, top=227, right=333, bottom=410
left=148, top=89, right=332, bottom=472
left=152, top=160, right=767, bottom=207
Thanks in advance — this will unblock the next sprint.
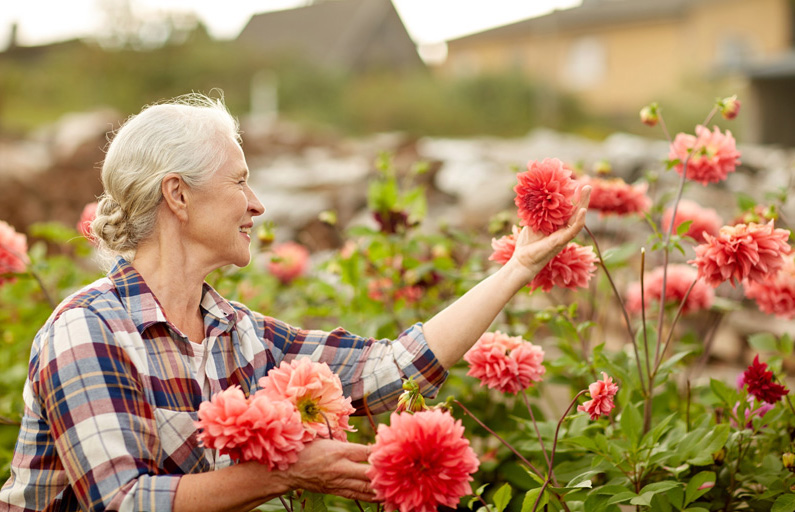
left=0, top=0, right=582, bottom=52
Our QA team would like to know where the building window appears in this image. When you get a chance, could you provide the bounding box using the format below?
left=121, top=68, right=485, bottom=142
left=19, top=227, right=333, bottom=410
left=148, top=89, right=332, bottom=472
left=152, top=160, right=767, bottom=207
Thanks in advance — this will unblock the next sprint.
left=564, top=36, right=606, bottom=90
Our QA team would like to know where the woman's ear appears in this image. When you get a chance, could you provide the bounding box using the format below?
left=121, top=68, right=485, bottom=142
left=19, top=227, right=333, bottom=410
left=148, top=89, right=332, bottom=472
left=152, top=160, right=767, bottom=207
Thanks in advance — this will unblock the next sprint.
left=161, top=173, right=189, bottom=222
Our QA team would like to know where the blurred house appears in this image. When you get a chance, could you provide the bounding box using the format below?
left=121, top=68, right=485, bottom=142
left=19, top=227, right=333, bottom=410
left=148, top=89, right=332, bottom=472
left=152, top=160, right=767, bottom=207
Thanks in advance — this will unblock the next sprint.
left=439, top=0, right=795, bottom=145
left=237, top=0, right=424, bottom=73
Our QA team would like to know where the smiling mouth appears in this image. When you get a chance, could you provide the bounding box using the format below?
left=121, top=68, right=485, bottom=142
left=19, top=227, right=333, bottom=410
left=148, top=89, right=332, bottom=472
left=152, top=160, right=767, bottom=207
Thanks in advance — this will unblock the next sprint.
left=239, top=227, right=251, bottom=235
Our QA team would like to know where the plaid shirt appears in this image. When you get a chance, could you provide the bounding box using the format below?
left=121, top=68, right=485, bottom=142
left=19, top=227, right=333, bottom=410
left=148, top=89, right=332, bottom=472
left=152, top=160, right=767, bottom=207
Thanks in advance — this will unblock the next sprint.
left=0, top=258, right=447, bottom=512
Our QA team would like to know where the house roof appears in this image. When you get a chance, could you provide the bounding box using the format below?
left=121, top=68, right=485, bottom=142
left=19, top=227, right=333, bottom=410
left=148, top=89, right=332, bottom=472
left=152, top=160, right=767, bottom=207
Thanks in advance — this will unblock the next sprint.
left=237, top=0, right=423, bottom=71
left=448, top=0, right=694, bottom=43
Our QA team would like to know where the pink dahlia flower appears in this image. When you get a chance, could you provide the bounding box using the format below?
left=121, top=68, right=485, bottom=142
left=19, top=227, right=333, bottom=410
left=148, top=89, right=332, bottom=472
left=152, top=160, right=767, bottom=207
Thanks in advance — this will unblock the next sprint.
left=489, top=225, right=521, bottom=265
left=530, top=243, right=597, bottom=292
left=661, top=199, right=723, bottom=243
left=626, top=264, right=714, bottom=315
left=744, top=257, right=795, bottom=319
left=514, top=158, right=578, bottom=235
left=195, top=386, right=306, bottom=469
left=577, top=372, right=619, bottom=420
left=578, top=175, right=651, bottom=217
left=77, top=201, right=98, bottom=244
left=367, top=409, right=479, bottom=512
left=257, top=358, right=355, bottom=442
left=268, top=241, right=310, bottom=284
left=238, top=394, right=306, bottom=469
left=0, top=220, right=29, bottom=285
left=689, top=221, right=792, bottom=288
left=464, top=331, right=545, bottom=394
left=669, top=125, right=741, bottom=185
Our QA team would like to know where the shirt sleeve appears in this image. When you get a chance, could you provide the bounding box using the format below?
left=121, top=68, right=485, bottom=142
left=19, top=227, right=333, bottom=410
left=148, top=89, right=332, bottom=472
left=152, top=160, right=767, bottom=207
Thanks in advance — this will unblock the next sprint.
left=35, top=307, right=180, bottom=512
left=258, top=315, right=448, bottom=414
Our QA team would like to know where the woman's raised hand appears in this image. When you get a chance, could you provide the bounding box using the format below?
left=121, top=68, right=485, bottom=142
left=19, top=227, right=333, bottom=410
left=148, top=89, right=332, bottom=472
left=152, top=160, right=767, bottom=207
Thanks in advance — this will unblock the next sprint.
left=509, top=185, right=591, bottom=277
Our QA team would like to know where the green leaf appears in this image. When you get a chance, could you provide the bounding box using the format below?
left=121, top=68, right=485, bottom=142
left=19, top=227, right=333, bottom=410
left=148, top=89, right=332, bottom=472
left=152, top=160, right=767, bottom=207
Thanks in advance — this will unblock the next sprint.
left=687, top=425, right=729, bottom=466
left=620, top=402, right=643, bottom=449
left=772, top=494, right=795, bottom=512
left=684, top=471, right=716, bottom=506
left=605, top=491, right=638, bottom=505
left=521, top=488, right=548, bottom=512
left=493, top=483, right=512, bottom=512
left=748, top=332, right=779, bottom=352
left=709, top=378, right=736, bottom=407
left=736, top=192, right=757, bottom=211
left=602, top=243, right=639, bottom=268
left=300, top=491, right=328, bottom=512
left=676, top=219, right=694, bottom=237
left=639, top=481, right=681, bottom=495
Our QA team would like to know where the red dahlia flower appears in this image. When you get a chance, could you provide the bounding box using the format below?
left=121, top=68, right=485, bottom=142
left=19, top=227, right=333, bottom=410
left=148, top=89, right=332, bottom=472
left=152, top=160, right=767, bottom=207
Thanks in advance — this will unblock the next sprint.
left=741, top=355, right=789, bottom=404
left=578, top=175, right=651, bottom=217
left=489, top=225, right=521, bottom=265
left=0, top=220, right=29, bottom=285
left=661, top=199, right=723, bottom=243
left=577, top=372, right=619, bottom=420
left=626, top=264, right=713, bottom=315
left=77, top=201, right=98, bottom=244
left=514, top=158, right=578, bottom=235
left=367, top=409, right=479, bottom=512
left=744, top=257, right=795, bottom=319
left=689, top=221, right=791, bottom=288
left=464, top=331, right=545, bottom=394
left=268, top=241, right=310, bottom=284
left=669, top=125, right=741, bottom=185
left=530, top=243, right=597, bottom=292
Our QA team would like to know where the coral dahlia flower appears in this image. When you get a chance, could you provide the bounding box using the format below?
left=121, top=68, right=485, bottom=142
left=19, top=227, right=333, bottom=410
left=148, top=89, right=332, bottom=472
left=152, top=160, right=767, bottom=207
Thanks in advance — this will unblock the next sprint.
left=661, top=199, right=723, bottom=243
left=626, top=264, right=713, bottom=315
left=514, top=158, right=578, bottom=235
left=77, top=201, right=98, bottom=244
left=464, top=331, right=545, bottom=394
left=0, top=220, right=29, bottom=285
left=741, top=355, right=789, bottom=404
left=489, top=225, right=521, bottom=265
left=367, top=409, right=479, bottom=512
left=668, top=125, right=741, bottom=185
left=578, top=372, right=619, bottom=420
left=257, top=358, right=355, bottom=442
left=689, top=221, right=791, bottom=288
left=744, top=257, right=795, bottom=319
left=195, top=386, right=306, bottom=469
left=530, top=243, right=597, bottom=292
left=578, top=175, right=651, bottom=217
left=268, top=241, right=310, bottom=284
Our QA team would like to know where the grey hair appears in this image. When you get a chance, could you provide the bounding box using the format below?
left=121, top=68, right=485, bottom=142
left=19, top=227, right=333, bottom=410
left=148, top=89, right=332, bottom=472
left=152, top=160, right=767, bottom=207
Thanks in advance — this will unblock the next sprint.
left=91, top=92, right=240, bottom=263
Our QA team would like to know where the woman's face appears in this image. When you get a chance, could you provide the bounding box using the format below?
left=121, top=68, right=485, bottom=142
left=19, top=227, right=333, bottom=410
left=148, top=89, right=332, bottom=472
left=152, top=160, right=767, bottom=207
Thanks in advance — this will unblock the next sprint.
left=185, top=137, right=265, bottom=270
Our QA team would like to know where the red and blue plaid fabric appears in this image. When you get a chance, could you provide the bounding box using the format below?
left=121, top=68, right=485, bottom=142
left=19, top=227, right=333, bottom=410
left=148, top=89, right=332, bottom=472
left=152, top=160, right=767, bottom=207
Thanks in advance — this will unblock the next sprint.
left=0, top=258, right=446, bottom=511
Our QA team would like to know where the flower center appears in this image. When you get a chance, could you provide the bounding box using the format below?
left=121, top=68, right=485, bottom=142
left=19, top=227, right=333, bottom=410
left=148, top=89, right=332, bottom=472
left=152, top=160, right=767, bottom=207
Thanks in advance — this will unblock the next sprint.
left=296, top=396, right=322, bottom=423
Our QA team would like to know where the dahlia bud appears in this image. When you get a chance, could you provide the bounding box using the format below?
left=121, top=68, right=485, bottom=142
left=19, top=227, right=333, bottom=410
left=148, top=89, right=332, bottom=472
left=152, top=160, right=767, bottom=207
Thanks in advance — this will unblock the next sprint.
left=395, top=378, right=427, bottom=413
left=783, top=452, right=795, bottom=473
left=256, top=221, right=275, bottom=246
left=318, top=210, right=337, bottom=226
left=719, top=95, right=741, bottom=120
left=712, top=447, right=726, bottom=465
left=593, top=160, right=612, bottom=176
left=639, top=103, right=659, bottom=126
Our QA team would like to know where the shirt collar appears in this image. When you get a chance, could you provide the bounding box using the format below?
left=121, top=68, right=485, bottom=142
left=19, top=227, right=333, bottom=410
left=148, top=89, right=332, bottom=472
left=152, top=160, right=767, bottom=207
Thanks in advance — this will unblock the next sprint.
left=109, top=257, right=236, bottom=335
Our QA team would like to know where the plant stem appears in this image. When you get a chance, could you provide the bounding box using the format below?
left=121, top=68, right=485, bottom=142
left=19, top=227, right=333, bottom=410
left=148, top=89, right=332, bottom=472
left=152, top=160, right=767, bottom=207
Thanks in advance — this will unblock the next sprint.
left=476, top=494, right=493, bottom=512
left=640, top=249, right=651, bottom=389
left=652, top=279, right=698, bottom=377
left=521, top=388, right=554, bottom=481
left=279, top=496, right=291, bottom=512
left=454, top=400, right=544, bottom=479
left=531, top=390, right=587, bottom=512
left=585, top=226, right=644, bottom=390
left=361, top=395, right=378, bottom=432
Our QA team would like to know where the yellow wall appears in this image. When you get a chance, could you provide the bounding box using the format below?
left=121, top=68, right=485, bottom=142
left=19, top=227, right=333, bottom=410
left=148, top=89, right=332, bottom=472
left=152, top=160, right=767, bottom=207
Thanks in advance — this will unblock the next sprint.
left=441, top=0, right=793, bottom=116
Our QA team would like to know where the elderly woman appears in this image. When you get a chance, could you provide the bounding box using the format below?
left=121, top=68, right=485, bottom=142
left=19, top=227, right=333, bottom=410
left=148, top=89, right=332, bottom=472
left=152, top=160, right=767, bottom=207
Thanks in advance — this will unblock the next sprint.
left=0, top=94, right=589, bottom=512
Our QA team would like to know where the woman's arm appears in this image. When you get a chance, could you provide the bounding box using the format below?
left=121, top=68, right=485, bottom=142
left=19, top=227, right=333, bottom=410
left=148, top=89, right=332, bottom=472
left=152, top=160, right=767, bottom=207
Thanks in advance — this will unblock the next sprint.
left=423, top=188, right=590, bottom=369
left=173, top=439, right=375, bottom=512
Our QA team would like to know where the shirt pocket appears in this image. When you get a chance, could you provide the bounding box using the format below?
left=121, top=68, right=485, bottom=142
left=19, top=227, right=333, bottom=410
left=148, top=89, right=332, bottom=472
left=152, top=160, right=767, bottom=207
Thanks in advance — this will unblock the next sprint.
left=153, top=407, right=212, bottom=474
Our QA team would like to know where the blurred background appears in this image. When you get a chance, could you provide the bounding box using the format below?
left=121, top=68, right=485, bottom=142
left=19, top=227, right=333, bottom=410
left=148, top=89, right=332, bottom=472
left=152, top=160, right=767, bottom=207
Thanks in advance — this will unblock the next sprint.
left=2, top=0, right=795, bottom=237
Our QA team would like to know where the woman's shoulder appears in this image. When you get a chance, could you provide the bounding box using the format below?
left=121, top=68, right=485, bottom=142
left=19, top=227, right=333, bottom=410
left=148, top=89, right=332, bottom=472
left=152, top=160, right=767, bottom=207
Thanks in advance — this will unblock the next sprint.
left=47, top=276, right=123, bottom=326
